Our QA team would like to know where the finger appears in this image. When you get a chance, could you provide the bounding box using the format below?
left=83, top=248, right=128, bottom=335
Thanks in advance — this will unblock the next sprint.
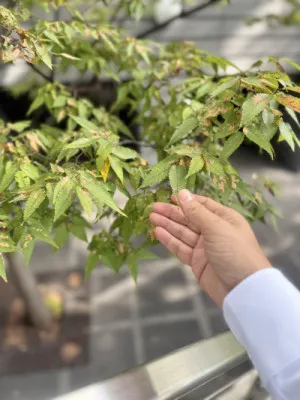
left=178, top=190, right=220, bottom=233
left=152, top=202, right=188, bottom=226
left=154, top=227, right=192, bottom=265
left=193, top=195, right=230, bottom=217
left=150, top=212, right=198, bottom=248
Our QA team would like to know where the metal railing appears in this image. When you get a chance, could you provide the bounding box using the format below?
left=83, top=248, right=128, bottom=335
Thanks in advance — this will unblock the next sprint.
left=54, top=332, right=251, bottom=400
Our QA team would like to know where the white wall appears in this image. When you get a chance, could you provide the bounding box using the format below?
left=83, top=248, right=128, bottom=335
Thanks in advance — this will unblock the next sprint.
left=148, top=0, right=300, bottom=71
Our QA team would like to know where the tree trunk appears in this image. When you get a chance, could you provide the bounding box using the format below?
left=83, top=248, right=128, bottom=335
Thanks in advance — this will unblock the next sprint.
left=6, top=253, right=53, bottom=331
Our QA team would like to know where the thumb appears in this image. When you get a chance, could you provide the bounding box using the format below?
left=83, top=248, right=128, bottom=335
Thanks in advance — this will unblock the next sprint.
left=178, top=190, right=218, bottom=233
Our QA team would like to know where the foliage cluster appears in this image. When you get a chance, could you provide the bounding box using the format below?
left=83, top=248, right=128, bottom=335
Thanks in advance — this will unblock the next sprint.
left=0, top=0, right=300, bottom=282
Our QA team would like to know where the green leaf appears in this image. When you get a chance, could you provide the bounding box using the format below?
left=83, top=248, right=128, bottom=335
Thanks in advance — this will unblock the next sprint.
left=210, top=77, right=239, bottom=97
left=70, top=223, right=87, bottom=242
left=112, top=146, right=138, bottom=160
left=109, top=155, right=124, bottom=183
left=27, top=95, right=45, bottom=115
left=0, top=254, right=7, bottom=282
left=141, top=158, right=174, bottom=188
left=96, top=143, right=113, bottom=171
left=137, top=248, right=158, bottom=260
left=279, top=122, right=296, bottom=151
left=127, top=252, right=138, bottom=282
left=12, top=121, right=31, bottom=133
left=54, top=223, right=69, bottom=248
left=29, top=220, right=57, bottom=248
left=65, top=137, right=97, bottom=150
left=53, top=177, right=76, bottom=221
left=241, top=94, right=270, bottom=126
left=169, top=165, right=187, bottom=196
left=186, top=156, right=204, bottom=179
left=244, top=126, right=274, bottom=158
left=76, top=187, right=93, bottom=217
left=285, top=107, right=300, bottom=127
left=24, top=189, right=46, bottom=221
left=221, top=132, right=244, bottom=159
left=85, top=252, right=99, bottom=279
left=34, top=42, right=53, bottom=70
left=168, top=117, right=198, bottom=146
left=20, top=232, right=35, bottom=265
left=0, top=162, right=18, bottom=192
left=71, top=116, right=99, bottom=132
left=262, top=109, right=274, bottom=125
left=196, top=81, right=213, bottom=99
left=20, top=159, right=40, bottom=181
left=81, top=173, right=125, bottom=216
left=0, top=232, right=17, bottom=253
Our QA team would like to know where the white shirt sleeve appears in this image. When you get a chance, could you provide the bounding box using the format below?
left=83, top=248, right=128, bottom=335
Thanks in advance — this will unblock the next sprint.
left=223, top=268, right=300, bottom=400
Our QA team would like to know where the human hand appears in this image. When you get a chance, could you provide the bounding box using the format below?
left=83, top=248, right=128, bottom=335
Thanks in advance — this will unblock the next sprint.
left=150, top=190, right=271, bottom=307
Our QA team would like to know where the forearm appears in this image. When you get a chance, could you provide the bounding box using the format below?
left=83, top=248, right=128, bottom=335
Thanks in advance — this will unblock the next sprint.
left=223, top=268, right=300, bottom=399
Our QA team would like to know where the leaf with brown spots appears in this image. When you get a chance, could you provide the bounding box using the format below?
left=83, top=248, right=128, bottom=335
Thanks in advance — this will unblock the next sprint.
left=275, top=95, right=300, bottom=113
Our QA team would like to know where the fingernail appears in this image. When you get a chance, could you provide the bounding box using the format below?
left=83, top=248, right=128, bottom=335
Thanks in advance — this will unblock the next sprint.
left=178, top=189, right=193, bottom=204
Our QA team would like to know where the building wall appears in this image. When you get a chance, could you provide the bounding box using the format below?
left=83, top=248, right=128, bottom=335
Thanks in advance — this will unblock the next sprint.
left=135, top=0, right=300, bottom=71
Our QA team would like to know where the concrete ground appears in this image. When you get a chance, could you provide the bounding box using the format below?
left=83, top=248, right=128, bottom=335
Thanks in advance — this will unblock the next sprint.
left=1, top=148, right=300, bottom=400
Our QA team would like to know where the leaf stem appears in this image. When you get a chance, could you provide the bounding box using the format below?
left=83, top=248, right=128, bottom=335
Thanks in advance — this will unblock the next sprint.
left=27, top=63, right=53, bottom=82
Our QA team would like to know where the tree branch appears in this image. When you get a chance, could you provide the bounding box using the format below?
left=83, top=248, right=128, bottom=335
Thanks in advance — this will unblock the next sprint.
left=27, top=63, right=53, bottom=82
left=137, top=0, right=221, bottom=39
left=119, top=139, right=160, bottom=149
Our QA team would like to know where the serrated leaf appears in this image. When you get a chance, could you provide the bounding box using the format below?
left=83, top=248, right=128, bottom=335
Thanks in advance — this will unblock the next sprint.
left=0, top=162, right=18, bottom=192
left=0, top=232, right=17, bottom=253
left=169, top=165, right=187, bottom=196
left=54, top=223, right=69, bottom=248
left=210, top=77, right=239, bottom=97
left=70, top=223, right=87, bottom=242
left=12, top=121, right=31, bottom=133
left=85, top=252, right=99, bottom=279
left=27, top=96, right=45, bottom=115
left=168, top=117, right=198, bottom=146
left=100, top=158, right=111, bottom=183
left=20, top=232, right=35, bottom=265
left=112, top=146, right=138, bottom=160
left=127, top=252, right=138, bottom=282
left=34, top=42, right=52, bottom=70
left=285, top=107, right=300, bottom=127
left=262, top=109, right=274, bottom=125
left=81, top=174, right=125, bottom=216
left=196, top=81, right=213, bottom=99
left=241, top=94, right=270, bottom=126
left=0, top=254, right=7, bottom=282
left=279, top=122, right=295, bottom=151
left=96, top=143, right=113, bottom=171
left=20, top=160, right=40, bottom=181
left=71, top=116, right=99, bottom=132
left=24, top=189, right=46, bottom=221
left=28, top=220, right=57, bottom=248
left=65, top=137, right=97, bottom=150
left=186, top=156, right=204, bottom=178
left=76, top=187, right=93, bottom=217
left=276, top=95, right=300, bottom=113
left=53, top=177, right=76, bottom=221
left=244, top=126, right=274, bottom=158
left=137, top=248, right=158, bottom=260
left=141, top=158, right=174, bottom=188
left=109, top=155, right=123, bottom=183
left=221, top=132, right=244, bottom=160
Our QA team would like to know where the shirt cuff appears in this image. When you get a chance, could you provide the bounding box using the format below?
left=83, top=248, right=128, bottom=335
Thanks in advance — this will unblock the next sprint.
left=223, top=268, right=300, bottom=386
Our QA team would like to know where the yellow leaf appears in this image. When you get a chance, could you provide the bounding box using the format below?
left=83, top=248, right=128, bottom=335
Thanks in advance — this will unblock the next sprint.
left=275, top=95, right=300, bottom=112
left=100, top=158, right=110, bottom=183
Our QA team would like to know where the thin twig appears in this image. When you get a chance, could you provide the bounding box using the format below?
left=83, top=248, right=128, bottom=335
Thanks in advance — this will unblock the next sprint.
left=27, top=63, right=53, bottom=82
left=137, top=0, right=220, bottom=39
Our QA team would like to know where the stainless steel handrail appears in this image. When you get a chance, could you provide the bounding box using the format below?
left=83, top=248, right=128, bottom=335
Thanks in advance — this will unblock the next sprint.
left=54, top=332, right=249, bottom=400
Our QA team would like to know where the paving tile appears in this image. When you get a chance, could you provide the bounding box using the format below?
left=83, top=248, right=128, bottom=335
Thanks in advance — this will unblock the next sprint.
left=143, top=320, right=201, bottom=362
left=138, top=268, right=193, bottom=318
left=0, top=371, right=58, bottom=400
